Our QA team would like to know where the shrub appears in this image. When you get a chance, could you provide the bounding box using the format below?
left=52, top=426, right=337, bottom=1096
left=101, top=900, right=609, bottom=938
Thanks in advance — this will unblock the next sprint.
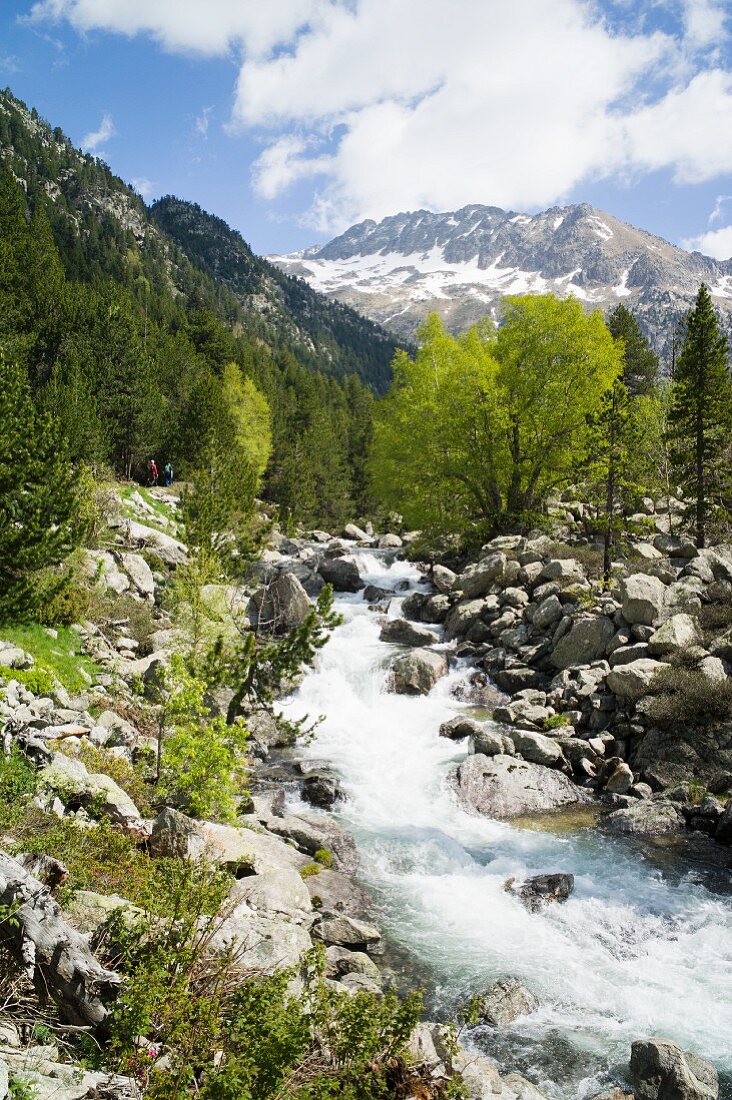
left=7, top=667, right=57, bottom=696
left=646, top=665, right=732, bottom=727
left=313, top=848, right=333, bottom=869
left=73, top=742, right=156, bottom=817
left=543, top=714, right=570, bottom=731
left=0, top=746, right=37, bottom=830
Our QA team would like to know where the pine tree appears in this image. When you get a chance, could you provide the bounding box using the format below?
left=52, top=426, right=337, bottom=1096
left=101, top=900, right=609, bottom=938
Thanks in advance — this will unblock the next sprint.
left=0, top=355, right=81, bottom=620
left=667, top=283, right=732, bottom=547
left=607, top=303, right=659, bottom=397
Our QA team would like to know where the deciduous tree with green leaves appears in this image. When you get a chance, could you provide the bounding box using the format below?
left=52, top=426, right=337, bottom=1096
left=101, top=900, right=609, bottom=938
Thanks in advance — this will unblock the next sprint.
left=371, top=299, right=622, bottom=537
left=667, top=283, right=732, bottom=547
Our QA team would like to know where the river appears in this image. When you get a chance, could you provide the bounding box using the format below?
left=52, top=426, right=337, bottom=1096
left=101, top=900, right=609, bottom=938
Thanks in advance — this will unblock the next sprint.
left=280, top=550, right=732, bottom=1098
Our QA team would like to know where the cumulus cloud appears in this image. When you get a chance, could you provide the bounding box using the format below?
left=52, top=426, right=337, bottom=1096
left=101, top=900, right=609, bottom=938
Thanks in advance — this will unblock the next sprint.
left=683, top=224, right=732, bottom=258
left=82, top=111, right=115, bottom=152
left=29, top=0, right=318, bottom=57
left=30, top=0, right=732, bottom=232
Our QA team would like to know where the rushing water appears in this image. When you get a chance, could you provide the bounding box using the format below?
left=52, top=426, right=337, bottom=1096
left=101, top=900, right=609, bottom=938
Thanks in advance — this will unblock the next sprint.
left=280, top=550, right=732, bottom=1098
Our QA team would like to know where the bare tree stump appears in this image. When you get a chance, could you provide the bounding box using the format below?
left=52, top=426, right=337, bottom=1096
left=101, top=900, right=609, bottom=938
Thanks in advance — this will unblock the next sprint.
left=0, top=850, right=121, bottom=1028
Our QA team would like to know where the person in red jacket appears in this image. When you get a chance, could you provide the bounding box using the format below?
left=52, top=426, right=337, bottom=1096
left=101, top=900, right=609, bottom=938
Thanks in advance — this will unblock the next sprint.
left=148, top=459, right=158, bottom=486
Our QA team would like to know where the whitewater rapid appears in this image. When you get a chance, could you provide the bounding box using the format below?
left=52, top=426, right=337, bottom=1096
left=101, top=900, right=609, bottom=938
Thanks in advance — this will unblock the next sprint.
left=281, top=551, right=732, bottom=1098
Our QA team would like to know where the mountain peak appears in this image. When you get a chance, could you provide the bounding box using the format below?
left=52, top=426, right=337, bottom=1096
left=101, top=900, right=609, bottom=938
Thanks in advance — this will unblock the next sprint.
left=270, top=202, right=732, bottom=360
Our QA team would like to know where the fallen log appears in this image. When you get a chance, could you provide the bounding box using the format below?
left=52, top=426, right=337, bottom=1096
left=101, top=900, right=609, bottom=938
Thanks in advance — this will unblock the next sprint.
left=0, top=850, right=121, bottom=1028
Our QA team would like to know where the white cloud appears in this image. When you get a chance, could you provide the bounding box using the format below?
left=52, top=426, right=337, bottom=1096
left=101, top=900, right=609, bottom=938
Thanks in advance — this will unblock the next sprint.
left=709, top=193, right=732, bottom=223
left=29, top=0, right=320, bottom=57
left=30, top=0, right=732, bottom=233
left=195, top=106, right=212, bottom=138
left=681, top=0, right=727, bottom=51
left=82, top=111, right=115, bottom=152
left=683, top=224, right=732, bottom=257
left=132, top=176, right=154, bottom=198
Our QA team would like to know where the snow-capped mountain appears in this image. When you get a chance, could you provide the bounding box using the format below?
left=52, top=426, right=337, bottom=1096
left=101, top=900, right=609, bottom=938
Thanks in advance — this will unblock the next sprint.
left=271, top=203, right=732, bottom=358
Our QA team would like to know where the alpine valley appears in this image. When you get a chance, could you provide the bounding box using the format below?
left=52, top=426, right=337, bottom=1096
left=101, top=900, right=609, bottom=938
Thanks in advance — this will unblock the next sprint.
left=271, top=202, right=732, bottom=357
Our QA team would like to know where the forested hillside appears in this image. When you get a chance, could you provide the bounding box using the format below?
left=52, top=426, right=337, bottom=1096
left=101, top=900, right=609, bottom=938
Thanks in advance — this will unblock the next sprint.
left=0, top=87, right=382, bottom=528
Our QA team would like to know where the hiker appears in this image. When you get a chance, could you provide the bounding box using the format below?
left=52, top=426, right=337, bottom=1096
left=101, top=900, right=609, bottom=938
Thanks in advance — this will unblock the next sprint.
left=149, top=458, right=158, bottom=486
left=164, top=462, right=173, bottom=487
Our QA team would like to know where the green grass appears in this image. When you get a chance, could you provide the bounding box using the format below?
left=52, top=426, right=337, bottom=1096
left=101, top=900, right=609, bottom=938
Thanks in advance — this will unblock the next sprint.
left=0, top=623, right=99, bottom=693
left=121, top=484, right=177, bottom=531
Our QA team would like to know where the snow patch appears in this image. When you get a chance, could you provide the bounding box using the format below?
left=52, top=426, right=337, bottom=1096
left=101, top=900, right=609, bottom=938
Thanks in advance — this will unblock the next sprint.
left=553, top=216, right=565, bottom=230
left=613, top=269, right=632, bottom=298
left=588, top=216, right=614, bottom=241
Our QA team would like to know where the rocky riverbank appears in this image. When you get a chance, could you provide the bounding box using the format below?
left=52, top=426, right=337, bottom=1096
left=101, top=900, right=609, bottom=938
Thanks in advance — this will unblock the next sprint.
left=0, top=488, right=728, bottom=1099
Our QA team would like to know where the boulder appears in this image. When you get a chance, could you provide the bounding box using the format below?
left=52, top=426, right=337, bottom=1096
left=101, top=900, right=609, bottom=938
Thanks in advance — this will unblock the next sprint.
left=380, top=618, right=436, bottom=647
left=377, top=533, right=402, bottom=549
left=606, top=659, right=667, bottom=703
left=149, top=808, right=306, bottom=875
left=457, top=552, right=507, bottom=597
left=715, top=798, right=732, bottom=844
left=445, top=598, right=489, bottom=640
left=315, top=915, right=381, bottom=949
left=343, top=522, right=374, bottom=544
left=115, top=519, right=188, bottom=566
left=630, top=1038, right=718, bottom=1100
left=432, top=564, right=457, bottom=593
left=229, top=868, right=312, bottom=921
left=0, top=643, right=34, bottom=670
left=469, top=728, right=515, bottom=757
left=301, top=772, right=345, bottom=810
left=391, top=648, right=448, bottom=695
left=439, top=716, right=483, bottom=741
left=210, top=912, right=312, bottom=973
left=454, top=754, right=591, bottom=819
left=512, top=872, right=574, bottom=912
left=318, top=557, right=364, bottom=592
left=551, top=616, right=615, bottom=669
left=653, top=534, right=698, bottom=559
left=631, top=722, right=732, bottom=788
left=603, top=801, right=684, bottom=836
left=511, top=729, right=565, bottom=768
left=39, top=753, right=144, bottom=831
left=119, top=551, right=155, bottom=599
left=532, top=594, right=563, bottom=631
left=477, top=977, right=539, bottom=1026
left=605, top=761, right=634, bottom=794
left=647, top=616, right=704, bottom=655
left=248, top=573, right=311, bottom=634
left=83, top=549, right=130, bottom=595
left=539, top=559, right=585, bottom=585
left=620, top=574, right=667, bottom=626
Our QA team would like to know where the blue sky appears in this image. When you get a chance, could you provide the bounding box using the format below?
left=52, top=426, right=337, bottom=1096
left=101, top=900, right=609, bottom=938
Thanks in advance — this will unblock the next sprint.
left=2, top=0, right=732, bottom=258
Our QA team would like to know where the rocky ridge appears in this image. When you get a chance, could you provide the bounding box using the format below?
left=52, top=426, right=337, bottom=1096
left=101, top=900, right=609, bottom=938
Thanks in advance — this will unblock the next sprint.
left=271, top=202, right=732, bottom=357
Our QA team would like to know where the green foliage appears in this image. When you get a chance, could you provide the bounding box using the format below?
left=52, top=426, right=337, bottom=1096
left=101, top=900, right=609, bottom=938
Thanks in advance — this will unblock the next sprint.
left=6, top=666, right=57, bottom=696
left=157, top=657, right=248, bottom=822
left=607, top=303, right=660, bottom=397
left=0, top=354, right=82, bottom=621
left=98, top=866, right=429, bottom=1100
left=0, top=623, right=98, bottom=692
left=8, top=1078, right=39, bottom=1100
left=73, top=742, right=155, bottom=818
left=300, top=863, right=321, bottom=879
left=543, top=714, right=570, bottom=730
left=667, top=283, right=732, bottom=547
left=0, top=746, right=37, bottom=830
left=313, top=848, right=333, bottom=868
left=372, top=301, right=622, bottom=537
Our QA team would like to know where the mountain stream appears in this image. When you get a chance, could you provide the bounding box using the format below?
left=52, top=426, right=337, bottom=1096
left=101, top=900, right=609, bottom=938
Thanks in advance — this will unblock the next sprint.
left=280, top=551, right=732, bottom=1098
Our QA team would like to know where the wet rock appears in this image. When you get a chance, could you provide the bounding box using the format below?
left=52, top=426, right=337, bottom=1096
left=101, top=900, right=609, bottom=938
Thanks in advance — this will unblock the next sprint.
left=318, top=557, right=364, bottom=592
left=422, top=593, right=451, bottom=622
left=380, top=618, right=436, bottom=646
left=439, top=716, right=483, bottom=741
left=363, top=584, right=391, bottom=603
left=477, top=977, right=539, bottom=1026
left=630, top=1038, right=718, bottom=1100
left=511, top=872, right=574, bottom=911
left=391, top=648, right=448, bottom=695
left=454, top=754, right=591, bottom=819
left=315, top=914, right=381, bottom=950
left=301, top=772, right=345, bottom=810
left=602, top=800, right=684, bottom=836
left=715, top=798, right=732, bottom=844
left=378, top=533, right=402, bottom=549
left=433, top=564, right=457, bottom=593
left=620, top=574, right=667, bottom=626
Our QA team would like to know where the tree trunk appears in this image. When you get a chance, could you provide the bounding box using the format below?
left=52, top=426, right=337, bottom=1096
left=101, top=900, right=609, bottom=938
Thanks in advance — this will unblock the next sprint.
left=0, top=850, right=121, bottom=1028
left=603, top=403, right=617, bottom=588
left=696, top=382, right=706, bottom=549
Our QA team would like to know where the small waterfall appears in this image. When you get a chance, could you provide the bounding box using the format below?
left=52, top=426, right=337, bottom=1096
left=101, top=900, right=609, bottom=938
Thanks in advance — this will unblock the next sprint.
left=281, top=550, right=732, bottom=1098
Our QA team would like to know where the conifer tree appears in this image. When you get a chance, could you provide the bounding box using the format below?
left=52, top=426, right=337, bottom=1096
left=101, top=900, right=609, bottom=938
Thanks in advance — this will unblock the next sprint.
left=0, top=355, right=81, bottom=620
left=667, top=283, right=732, bottom=547
left=607, top=303, right=659, bottom=396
